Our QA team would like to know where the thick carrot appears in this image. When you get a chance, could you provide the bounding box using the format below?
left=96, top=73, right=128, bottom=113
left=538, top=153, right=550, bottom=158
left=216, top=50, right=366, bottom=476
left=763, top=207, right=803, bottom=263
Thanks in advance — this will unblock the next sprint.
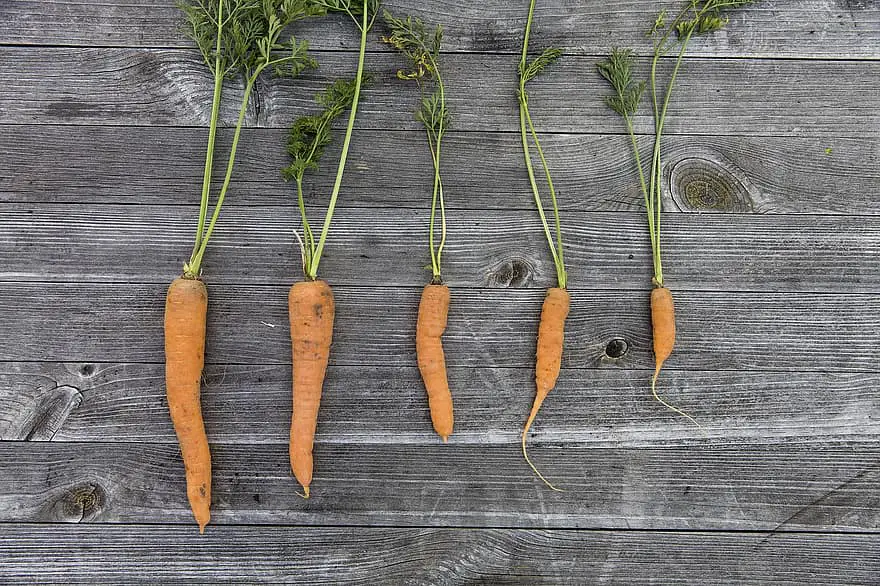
left=416, top=284, right=453, bottom=442
left=164, top=277, right=211, bottom=534
left=522, top=287, right=570, bottom=491
left=289, top=280, right=335, bottom=498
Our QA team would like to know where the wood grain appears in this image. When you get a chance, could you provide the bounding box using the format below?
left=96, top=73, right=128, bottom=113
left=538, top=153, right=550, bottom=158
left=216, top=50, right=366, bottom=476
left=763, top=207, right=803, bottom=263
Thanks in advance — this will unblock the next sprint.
left=1, top=48, right=877, bottom=137
left=1, top=362, right=877, bottom=446
left=1, top=0, right=878, bottom=60
left=1, top=525, right=878, bottom=584
left=2, top=205, right=878, bottom=292
left=1, top=441, right=878, bottom=530
left=0, top=283, right=877, bottom=371
left=2, top=126, right=877, bottom=215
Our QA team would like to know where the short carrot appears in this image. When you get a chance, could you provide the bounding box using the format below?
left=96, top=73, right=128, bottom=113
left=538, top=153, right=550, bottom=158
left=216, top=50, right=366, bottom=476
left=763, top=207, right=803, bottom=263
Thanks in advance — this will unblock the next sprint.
left=416, top=285, right=453, bottom=441
left=382, top=11, right=454, bottom=442
left=289, top=281, right=335, bottom=498
left=598, top=1, right=755, bottom=425
left=517, top=0, right=569, bottom=490
left=164, top=277, right=210, bottom=533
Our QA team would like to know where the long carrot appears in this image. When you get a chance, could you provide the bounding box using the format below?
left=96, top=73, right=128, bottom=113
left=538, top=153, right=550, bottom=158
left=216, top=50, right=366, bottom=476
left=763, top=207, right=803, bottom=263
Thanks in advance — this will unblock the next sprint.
left=289, top=280, right=335, bottom=498
left=522, top=288, right=569, bottom=491
left=417, top=284, right=453, bottom=441
left=164, top=277, right=210, bottom=533
left=282, top=1, right=377, bottom=496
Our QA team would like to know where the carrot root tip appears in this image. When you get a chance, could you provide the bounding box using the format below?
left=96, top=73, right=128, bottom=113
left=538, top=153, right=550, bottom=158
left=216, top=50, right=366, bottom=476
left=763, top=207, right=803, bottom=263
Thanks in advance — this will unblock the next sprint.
left=298, top=486, right=310, bottom=499
left=521, top=431, right=565, bottom=493
left=651, top=370, right=703, bottom=431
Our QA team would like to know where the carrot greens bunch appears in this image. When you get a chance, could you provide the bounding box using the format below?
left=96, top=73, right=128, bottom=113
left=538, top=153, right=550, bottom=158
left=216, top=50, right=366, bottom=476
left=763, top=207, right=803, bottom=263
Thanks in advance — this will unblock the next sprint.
left=597, top=0, right=757, bottom=423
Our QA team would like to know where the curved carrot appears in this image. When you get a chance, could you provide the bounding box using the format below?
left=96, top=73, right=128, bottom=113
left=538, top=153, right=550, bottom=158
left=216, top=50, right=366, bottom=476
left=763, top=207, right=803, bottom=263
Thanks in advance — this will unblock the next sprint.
left=522, top=287, right=570, bottom=491
left=416, top=284, right=453, bottom=442
left=164, top=277, right=211, bottom=534
left=289, top=280, right=335, bottom=498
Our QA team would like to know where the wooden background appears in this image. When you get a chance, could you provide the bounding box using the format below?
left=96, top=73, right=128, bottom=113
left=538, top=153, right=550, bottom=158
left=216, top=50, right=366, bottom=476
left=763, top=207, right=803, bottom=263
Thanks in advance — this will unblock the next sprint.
left=1, top=0, right=879, bottom=583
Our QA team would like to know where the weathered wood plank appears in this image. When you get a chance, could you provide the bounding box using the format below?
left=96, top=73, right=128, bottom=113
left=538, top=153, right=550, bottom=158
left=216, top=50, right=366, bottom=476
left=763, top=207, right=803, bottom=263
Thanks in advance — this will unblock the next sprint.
left=1, top=526, right=879, bottom=585
left=2, top=205, right=878, bottom=293
left=2, top=362, right=877, bottom=445
left=1, top=48, right=877, bottom=137
left=0, top=283, right=877, bottom=371
left=2, top=126, right=876, bottom=215
left=1, top=0, right=877, bottom=60
left=1, top=441, right=878, bottom=530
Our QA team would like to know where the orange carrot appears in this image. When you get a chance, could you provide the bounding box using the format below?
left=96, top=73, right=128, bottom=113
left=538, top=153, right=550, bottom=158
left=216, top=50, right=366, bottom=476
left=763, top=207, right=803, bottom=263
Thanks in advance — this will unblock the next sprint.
left=289, top=280, right=335, bottom=498
left=651, top=286, right=675, bottom=381
left=164, top=277, right=211, bottom=534
left=522, top=287, right=570, bottom=491
left=650, top=286, right=699, bottom=426
left=416, top=284, right=453, bottom=442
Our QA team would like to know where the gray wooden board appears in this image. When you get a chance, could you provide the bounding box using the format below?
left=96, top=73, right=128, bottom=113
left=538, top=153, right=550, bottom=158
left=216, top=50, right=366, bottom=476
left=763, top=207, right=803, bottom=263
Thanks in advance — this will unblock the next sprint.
left=0, top=525, right=877, bottom=585
left=1, top=0, right=879, bottom=581
left=1, top=363, right=878, bottom=446
left=1, top=48, right=878, bottom=137
left=1, top=0, right=878, bottom=60
left=2, top=126, right=877, bottom=215
left=2, top=205, right=879, bottom=292
left=1, top=283, right=879, bottom=371
left=1, top=441, right=879, bottom=531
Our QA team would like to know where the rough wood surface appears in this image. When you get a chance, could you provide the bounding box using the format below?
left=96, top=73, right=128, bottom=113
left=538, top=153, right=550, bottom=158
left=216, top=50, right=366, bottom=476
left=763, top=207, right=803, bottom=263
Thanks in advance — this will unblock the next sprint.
left=2, top=362, right=877, bottom=446
left=2, top=127, right=877, bottom=214
left=1, top=283, right=878, bottom=371
left=1, top=525, right=878, bottom=585
left=1, top=48, right=877, bottom=137
left=1, top=0, right=878, bottom=60
left=1, top=441, right=879, bottom=530
left=2, top=205, right=878, bottom=292
left=1, top=0, right=878, bottom=581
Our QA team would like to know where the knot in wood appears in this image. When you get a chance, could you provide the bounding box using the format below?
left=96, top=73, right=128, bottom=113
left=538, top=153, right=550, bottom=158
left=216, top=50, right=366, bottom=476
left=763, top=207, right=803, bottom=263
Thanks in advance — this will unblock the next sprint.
left=50, top=483, right=107, bottom=522
left=486, top=257, right=535, bottom=288
left=604, top=338, right=629, bottom=359
left=667, top=156, right=754, bottom=213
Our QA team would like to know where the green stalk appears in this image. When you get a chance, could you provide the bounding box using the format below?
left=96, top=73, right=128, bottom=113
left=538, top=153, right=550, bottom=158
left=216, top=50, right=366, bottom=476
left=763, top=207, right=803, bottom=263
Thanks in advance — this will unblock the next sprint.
left=523, top=105, right=565, bottom=282
left=187, top=69, right=262, bottom=277
left=308, top=0, right=370, bottom=281
left=190, top=1, right=225, bottom=264
left=518, top=0, right=566, bottom=289
left=427, top=69, right=447, bottom=282
left=295, top=175, right=315, bottom=269
left=648, top=26, right=694, bottom=287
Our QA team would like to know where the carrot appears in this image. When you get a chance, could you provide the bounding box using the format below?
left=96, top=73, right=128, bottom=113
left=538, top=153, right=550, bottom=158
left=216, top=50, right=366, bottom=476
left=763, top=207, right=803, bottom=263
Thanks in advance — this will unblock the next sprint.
left=417, top=284, right=453, bottom=441
left=289, top=280, right=335, bottom=498
left=522, top=288, right=569, bottom=492
left=517, top=1, right=570, bottom=489
left=651, top=286, right=675, bottom=381
left=164, top=277, right=211, bottom=533
left=382, top=11, right=454, bottom=442
left=650, top=286, right=700, bottom=426
left=282, top=0, right=377, bottom=497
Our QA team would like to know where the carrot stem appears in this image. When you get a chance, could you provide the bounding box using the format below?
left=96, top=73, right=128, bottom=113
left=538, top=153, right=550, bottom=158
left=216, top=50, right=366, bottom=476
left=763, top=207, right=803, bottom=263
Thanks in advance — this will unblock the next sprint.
left=309, top=0, right=371, bottom=280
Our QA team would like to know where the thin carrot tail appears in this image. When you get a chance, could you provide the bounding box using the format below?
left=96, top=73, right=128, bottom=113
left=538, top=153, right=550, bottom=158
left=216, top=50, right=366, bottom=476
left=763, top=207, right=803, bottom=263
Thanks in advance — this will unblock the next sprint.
left=521, top=395, right=564, bottom=492
left=651, top=366, right=702, bottom=430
